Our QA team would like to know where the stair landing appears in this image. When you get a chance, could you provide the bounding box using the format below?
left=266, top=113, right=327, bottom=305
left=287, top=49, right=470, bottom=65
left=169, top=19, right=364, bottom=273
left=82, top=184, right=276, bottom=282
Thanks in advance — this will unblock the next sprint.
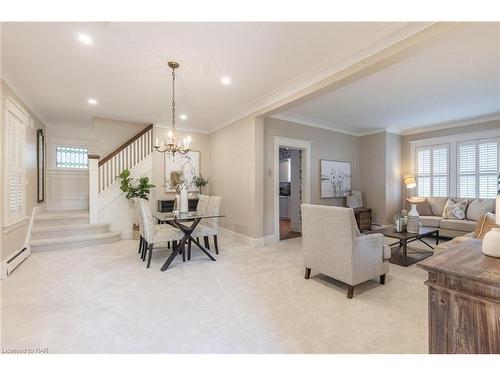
left=30, top=210, right=120, bottom=252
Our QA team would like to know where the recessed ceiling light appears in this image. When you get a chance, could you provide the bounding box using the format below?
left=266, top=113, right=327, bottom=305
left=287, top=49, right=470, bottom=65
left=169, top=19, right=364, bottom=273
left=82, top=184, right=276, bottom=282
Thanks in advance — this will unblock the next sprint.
left=180, top=114, right=187, bottom=120
left=77, top=33, right=93, bottom=45
left=87, top=98, right=98, bottom=105
left=221, top=76, right=231, bottom=85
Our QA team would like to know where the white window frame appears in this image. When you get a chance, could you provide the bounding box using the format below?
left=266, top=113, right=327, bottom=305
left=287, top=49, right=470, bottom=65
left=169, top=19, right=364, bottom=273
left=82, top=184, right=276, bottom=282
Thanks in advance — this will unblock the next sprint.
left=55, top=145, right=89, bottom=170
left=415, top=144, right=450, bottom=197
left=410, top=128, right=500, bottom=198
left=457, top=138, right=499, bottom=199
left=2, top=97, right=30, bottom=232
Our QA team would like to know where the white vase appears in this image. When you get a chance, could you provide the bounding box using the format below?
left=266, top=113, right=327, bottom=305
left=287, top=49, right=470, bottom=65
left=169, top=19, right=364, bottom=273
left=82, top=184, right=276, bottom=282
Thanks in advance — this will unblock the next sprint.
left=407, top=204, right=420, bottom=233
left=408, top=204, right=419, bottom=217
left=482, top=228, right=500, bottom=258
left=180, top=189, right=189, bottom=213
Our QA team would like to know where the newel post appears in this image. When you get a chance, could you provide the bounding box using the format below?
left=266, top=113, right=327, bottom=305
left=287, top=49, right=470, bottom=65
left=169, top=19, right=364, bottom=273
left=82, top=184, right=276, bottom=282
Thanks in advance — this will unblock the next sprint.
left=88, top=154, right=100, bottom=224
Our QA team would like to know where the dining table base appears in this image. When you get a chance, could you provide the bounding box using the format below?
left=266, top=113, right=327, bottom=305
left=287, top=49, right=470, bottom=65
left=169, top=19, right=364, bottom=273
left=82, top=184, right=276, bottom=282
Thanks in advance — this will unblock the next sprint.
left=160, top=218, right=216, bottom=271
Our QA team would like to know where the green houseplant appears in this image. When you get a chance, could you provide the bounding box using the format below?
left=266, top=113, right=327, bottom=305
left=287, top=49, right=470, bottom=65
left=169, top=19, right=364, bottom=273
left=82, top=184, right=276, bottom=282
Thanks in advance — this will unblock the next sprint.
left=118, top=170, right=155, bottom=240
left=119, top=169, right=155, bottom=200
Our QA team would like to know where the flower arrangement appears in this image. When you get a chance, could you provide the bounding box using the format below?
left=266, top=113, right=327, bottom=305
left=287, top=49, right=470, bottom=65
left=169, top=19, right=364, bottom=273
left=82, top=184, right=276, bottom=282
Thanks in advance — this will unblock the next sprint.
left=193, top=174, right=209, bottom=194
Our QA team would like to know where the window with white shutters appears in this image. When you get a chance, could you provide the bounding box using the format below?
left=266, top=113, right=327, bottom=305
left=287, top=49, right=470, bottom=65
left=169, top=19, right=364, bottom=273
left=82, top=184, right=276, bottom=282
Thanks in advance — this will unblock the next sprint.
left=4, top=99, right=27, bottom=226
left=458, top=139, right=498, bottom=198
left=416, top=145, right=449, bottom=197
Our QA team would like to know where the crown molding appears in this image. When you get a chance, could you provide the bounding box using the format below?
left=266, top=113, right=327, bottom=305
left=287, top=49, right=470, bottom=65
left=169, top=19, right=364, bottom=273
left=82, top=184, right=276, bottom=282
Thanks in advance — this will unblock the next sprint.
left=153, top=122, right=210, bottom=135
left=397, top=112, right=500, bottom=136
left=270, top=112, right=387, bottom=137
left=207, top=22, right=436, bottom=134
left=270, top=112, right=359, bottom=136
left=1, top=70, right=50, bottom=125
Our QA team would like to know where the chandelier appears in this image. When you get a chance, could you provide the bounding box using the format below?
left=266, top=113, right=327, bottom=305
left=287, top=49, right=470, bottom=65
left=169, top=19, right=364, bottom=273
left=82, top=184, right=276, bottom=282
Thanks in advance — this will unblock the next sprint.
left=154, top=61, right=191, bottom=157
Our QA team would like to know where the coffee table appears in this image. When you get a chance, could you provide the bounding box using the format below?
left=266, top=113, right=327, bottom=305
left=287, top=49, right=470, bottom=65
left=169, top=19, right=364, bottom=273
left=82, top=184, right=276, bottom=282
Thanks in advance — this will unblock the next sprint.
left=368, top=226, right=439, bottom=267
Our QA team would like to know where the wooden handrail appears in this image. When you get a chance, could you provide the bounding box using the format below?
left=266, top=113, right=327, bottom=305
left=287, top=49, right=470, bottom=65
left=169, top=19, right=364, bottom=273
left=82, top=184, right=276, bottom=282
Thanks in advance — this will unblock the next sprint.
left=98, top=124, right=153, bottom=166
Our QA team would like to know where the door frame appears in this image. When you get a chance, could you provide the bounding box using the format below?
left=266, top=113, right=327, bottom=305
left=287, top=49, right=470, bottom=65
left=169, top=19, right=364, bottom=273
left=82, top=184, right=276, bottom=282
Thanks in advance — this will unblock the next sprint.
left=273, top=136, right=312, bottom=241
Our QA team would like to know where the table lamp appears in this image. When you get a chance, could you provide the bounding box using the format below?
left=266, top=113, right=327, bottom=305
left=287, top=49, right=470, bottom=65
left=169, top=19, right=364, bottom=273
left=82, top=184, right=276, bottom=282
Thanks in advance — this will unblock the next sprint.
left=403, top=175, right=416, bottom=207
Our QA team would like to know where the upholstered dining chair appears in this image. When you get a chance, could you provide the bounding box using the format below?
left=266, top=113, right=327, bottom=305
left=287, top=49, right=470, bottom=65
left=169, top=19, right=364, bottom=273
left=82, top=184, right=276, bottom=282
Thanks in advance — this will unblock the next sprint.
left=190, top=196, right=222, bottom=258
left=136, top=198, right=185, bottom=268
left=301, top=204, right=390, bottom=299
left=132, top=198, right=147, bottom=257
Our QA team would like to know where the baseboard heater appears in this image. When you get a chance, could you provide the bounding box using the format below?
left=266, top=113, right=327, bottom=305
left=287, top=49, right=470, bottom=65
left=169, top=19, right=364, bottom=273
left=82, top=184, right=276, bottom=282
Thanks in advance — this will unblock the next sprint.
left=5, top=247, right=29, bottom=275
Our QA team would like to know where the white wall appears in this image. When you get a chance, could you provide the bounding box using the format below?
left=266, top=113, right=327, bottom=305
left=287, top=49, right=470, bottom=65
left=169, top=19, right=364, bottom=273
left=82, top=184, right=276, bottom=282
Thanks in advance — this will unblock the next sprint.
left=1, top=80, right=46, bottom=261
left=45, top=125, right=96, bottom=211
left=97, top=155, right=152, bottom=239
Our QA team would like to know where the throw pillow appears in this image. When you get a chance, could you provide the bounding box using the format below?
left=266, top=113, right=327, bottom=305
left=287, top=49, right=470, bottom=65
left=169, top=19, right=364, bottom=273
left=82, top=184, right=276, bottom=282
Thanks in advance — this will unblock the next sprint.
left=442, top=199, right=468, bottom=220
left=427, top=197, right=448, bottom=216
left=467, top=199, right=495, bottom=221
left=406, top=197, right=433, bottom=216
left=474, top=213, right=499, bottom=240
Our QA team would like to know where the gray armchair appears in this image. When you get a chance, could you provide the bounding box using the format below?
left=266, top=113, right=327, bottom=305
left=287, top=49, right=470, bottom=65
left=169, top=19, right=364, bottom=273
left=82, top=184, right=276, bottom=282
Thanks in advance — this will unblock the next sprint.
left=301, top=204, right=390, bottom=298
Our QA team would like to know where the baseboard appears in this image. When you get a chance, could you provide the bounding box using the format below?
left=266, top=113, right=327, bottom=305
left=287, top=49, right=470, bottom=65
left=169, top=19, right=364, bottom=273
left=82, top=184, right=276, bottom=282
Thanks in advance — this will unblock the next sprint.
left=1, top=205, right=43, bottom=279
left=264, top=234, right=279, bottom=245
left=218, top=227, right=265, bottom=248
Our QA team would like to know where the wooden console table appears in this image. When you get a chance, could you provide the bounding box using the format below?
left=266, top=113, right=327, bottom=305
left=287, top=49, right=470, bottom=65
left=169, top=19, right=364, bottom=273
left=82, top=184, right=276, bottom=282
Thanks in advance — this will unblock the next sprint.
left=418, top=239, right=500, bottom=354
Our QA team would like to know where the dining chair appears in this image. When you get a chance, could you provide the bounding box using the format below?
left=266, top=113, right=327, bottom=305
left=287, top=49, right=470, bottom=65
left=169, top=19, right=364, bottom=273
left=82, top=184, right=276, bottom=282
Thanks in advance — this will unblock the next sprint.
left=132, top=198, right=147, bottom=258
left=194, top=195, right=210, bottom=245
left=190, top=196, right=222, bottom=258
left=136, top=198, right=185, bottom=268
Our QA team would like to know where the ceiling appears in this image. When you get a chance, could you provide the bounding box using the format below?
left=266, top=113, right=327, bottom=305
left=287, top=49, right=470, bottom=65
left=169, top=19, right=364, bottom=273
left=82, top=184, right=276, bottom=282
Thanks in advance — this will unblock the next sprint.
left=1, top=22, right=430, bottom=132
left=278, top=23, right=500, bottom=135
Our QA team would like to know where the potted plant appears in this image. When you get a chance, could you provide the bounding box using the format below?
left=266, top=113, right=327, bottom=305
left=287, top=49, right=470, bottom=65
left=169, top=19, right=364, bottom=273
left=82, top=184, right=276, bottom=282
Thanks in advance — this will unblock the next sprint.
left=118, top=169, right=155, bottom=239
left=193, top=174, right=209, bottom=195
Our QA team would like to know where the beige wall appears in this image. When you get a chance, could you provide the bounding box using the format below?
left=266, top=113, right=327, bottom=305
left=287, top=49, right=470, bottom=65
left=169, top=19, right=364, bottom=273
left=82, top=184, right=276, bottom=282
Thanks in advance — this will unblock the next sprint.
left=263, top=117, right=360, bottom=236
left=151, top=127, right=211, bottom=203
left=385, top=132, right=402, bottom=224
left=94, top=118, right=149, bottom=158
left=359, top=132, right=387, bottom=225
left=359, top=131, right=402, bottom=225
left=1, top=80, right=46, bottom=261
left=209, top=116, right=264, bottom=239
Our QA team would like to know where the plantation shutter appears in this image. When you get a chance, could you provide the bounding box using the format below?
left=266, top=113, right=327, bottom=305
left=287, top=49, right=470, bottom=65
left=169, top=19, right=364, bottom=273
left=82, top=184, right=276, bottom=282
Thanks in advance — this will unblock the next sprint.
left=6, top=104, right=26, bottom=224
left=416, top=146, right=448, bottom=197
left=478, top=141, right=498, bottom=198
left=458, top=140, right=498, bottom=199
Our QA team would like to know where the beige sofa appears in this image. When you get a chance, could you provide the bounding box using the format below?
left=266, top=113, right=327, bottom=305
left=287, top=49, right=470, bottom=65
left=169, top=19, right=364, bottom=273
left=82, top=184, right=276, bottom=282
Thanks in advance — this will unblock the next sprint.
left=409, top=197, right=496, bottom=238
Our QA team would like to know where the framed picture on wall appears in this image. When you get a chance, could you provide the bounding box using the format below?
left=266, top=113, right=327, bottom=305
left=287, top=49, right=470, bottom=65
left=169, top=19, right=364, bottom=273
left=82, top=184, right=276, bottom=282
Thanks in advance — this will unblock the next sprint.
left=320, top=159, right=352, bottom=198
left=37, top=129, right=45, bottom=203
left=164, top=151, right=201, bottom=192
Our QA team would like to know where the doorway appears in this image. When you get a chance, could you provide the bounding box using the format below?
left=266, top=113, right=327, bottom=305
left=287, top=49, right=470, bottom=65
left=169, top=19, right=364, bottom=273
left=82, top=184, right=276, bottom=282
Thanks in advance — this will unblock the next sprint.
left=279, top=147, right=302, bottom=240
left=273, top=137, right=312, bottom=242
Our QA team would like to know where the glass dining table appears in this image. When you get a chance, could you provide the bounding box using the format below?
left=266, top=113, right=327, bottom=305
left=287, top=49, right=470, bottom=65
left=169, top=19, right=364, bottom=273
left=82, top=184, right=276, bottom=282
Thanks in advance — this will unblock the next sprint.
left=152, top=211, right=225, bottom=271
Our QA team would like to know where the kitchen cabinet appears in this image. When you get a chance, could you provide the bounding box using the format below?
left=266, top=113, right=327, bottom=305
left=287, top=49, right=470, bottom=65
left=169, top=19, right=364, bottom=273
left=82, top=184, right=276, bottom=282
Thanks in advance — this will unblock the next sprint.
left=279, top=159, right=291, bottom=182
left=279, top=196, right=290, bottom=219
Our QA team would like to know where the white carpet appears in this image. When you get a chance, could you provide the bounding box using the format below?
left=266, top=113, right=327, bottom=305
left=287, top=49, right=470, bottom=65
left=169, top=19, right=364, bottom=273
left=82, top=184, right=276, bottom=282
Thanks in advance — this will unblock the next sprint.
left=1, top=235, right=430, bottom=353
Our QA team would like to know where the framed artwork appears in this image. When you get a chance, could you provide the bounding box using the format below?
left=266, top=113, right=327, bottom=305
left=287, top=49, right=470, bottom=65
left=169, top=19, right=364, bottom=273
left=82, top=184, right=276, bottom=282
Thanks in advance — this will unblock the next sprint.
left=37, top=129, right=45, bottom=203
left=320, top=159, right=352, bottom=198
left=164, top=150, right=201, bottom=192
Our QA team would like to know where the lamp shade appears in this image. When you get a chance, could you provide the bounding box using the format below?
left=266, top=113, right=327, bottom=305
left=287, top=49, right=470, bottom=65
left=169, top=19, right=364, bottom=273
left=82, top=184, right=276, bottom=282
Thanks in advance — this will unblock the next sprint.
left=403, top=175, right=416, bottom=189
